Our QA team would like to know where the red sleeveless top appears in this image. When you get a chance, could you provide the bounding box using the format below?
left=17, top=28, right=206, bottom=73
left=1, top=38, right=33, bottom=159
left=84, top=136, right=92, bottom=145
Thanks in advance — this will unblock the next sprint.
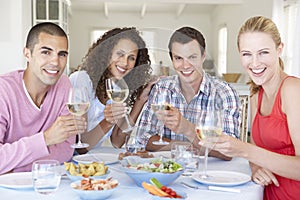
left=252, top=76, right=300, bottom=200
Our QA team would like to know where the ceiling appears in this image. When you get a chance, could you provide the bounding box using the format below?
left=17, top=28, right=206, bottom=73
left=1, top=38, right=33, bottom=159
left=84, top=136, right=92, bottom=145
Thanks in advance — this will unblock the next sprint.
left=69, top=0, right=243, bottom=18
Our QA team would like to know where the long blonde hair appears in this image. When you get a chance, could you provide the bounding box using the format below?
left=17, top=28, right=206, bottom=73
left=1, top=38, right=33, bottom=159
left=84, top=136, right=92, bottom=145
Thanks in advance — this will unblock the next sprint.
left=237, top=16, right=284, bottom=96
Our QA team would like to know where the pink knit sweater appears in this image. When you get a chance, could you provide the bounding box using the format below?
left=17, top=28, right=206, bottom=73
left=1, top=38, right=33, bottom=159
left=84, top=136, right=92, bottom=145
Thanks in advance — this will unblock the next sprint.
left=0, top=70, right=75, bottom=174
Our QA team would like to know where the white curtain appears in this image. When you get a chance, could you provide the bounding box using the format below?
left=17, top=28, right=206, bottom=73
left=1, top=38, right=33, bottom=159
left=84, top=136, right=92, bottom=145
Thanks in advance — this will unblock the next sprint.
left=272, top=0, right=284, bottom=36
left=273, top=0, right=300, bottom=77
left=292, top=2, right=300, bottom=77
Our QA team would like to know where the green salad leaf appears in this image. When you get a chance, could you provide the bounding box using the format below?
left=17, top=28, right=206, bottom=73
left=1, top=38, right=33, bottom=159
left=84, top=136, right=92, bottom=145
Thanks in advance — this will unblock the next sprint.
left=127, top=159, right=183, bottom=173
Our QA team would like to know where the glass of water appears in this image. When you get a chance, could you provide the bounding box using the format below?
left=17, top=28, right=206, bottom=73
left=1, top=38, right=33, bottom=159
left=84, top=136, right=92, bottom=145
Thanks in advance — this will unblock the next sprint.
left=171, top=142, right=199, bottom=176
left=32, top=160, right=61, bottom=195
left=170, top=141, right=191, bottom=160
left=125, top=126, right=146, bottom=153
left=182, top=148, right=200, bottom=176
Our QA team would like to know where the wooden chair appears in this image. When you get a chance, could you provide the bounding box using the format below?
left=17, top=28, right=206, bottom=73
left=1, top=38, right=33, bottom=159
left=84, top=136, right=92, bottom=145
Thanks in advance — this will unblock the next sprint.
left=239, top=95, right=250, bottom=142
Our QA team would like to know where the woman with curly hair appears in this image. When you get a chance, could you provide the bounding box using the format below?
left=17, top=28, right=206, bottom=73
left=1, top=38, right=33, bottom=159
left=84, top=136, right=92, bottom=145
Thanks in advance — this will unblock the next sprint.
left=69, top=27, right=156, bottom=152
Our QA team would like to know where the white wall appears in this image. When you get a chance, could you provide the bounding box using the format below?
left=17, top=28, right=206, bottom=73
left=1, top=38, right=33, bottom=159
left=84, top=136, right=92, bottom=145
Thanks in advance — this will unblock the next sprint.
left=211, top=0, right=274, bottom=82
left=68, top=0, right=275, bottom=83
left=0, top=0, right=32, bottom=74
left=0, top=0, right=275, bottom=81
left=68, top=11, right=212, bottom=72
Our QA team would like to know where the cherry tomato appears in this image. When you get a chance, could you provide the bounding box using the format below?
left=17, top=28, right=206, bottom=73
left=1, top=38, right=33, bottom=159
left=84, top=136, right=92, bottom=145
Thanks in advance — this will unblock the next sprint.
left=154, top=163, right=161, bottom=167
left=170, top=191, right=177, bottom=197
left=161, top=186, right=167, bottom=192
left=165, top=188, right=172, bottom=194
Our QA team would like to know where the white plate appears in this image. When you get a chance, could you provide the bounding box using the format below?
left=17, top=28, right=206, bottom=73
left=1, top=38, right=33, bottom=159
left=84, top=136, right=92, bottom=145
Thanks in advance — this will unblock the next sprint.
left=192, top=170, right=251, bottom=186
left=0, top=172, right=33, bottom=189
left=73, top=153, right=118, bottom=165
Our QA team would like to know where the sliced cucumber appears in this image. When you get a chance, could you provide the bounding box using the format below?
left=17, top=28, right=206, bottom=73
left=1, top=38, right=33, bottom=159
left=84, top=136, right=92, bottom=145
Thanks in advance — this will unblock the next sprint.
left=150, top=177, right=163, bottom=189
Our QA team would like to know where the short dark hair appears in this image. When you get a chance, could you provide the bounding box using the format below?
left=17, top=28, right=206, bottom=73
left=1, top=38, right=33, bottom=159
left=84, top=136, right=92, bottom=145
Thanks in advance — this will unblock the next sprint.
left=168, top=26, right=206, bottom=59
left=25, top=22, right=68, bottom=52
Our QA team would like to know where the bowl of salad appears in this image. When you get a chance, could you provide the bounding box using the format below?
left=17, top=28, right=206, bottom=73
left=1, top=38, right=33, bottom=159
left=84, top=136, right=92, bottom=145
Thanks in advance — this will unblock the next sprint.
left=119, top=156, right=184, bottom=187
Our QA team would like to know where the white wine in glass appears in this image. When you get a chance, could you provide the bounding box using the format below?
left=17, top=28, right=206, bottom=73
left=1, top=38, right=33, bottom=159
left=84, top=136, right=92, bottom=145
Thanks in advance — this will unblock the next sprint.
left=151, top=92, right=169, bottom=145
left=105, top=77, right=134, bottom=133
left=106, top=89, right=129, bottom=103
left=195, top=110, right=222, bottom=179
left=196, top=127, right=222, bottom=143
left=67, top=87, right=90, bottom=149
left=67, top=103, right=90, bottom=116
left=151, top=104, right=170, bottom=112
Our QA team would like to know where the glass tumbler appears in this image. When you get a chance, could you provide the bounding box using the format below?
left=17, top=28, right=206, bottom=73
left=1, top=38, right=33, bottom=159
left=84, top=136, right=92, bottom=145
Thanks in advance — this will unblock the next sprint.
left=32, top=160, right=61, bottom=195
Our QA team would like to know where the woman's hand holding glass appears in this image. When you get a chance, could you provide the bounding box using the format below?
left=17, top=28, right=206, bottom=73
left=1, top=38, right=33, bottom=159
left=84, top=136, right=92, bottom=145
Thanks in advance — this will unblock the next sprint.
left=105, top=77, right=134, bottom=133
left=211, top=134, right=246, bottom=158
left=104, top=101, right=128, bottom=125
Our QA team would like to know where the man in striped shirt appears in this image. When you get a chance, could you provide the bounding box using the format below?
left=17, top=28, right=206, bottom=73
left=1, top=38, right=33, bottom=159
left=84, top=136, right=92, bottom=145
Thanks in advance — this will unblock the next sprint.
left=138, top=27, right=240, bottom=160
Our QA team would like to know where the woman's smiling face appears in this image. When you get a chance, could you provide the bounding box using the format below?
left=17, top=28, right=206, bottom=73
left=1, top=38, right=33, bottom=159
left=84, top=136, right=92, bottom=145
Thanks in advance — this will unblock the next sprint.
left=108, top=38, right=138, bottom=79
left=238, top=31, right=283, bottom=86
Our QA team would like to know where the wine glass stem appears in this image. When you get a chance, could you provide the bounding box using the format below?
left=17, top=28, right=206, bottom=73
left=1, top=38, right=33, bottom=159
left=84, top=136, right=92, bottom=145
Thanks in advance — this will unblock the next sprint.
left=74, top=115, right=82, bottom=145
left=203, top=147, right=209, bottom=177
left=124, top=114, right=132, bottom=128
left=77, top=133, right=82, bottom=145
left=122, top=114, right=134, bottom=133
left=159, top=121, right=164, bottom=141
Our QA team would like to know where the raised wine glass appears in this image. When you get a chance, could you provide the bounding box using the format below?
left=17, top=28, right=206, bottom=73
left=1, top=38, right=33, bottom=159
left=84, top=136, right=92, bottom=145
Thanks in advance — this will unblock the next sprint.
left=195, top=110, right=222, bottom=179
left=105, top=77, right=134, bottom=133
left=151, top=91, right=169, bottom=145
left=67, top=87, right=90, bottom=148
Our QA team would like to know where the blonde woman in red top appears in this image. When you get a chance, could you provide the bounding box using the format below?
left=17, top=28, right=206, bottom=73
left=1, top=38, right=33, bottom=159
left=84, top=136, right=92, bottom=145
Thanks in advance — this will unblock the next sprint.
left=209, top=16, right=300, bottom=200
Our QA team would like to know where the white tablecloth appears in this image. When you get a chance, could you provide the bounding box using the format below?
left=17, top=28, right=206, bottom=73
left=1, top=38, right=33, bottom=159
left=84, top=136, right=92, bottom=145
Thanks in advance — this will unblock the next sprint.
left=0, top=147, right=263, bottom=200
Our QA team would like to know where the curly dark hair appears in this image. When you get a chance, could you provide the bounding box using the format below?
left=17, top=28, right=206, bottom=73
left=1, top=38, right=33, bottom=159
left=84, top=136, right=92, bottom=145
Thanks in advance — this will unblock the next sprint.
left=71, top=27, right=152, bottom=107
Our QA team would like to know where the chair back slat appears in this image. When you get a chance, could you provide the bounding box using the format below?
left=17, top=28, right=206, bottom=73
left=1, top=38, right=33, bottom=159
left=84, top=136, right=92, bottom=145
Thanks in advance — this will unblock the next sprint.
left=239, top=95, right=249, bottom=142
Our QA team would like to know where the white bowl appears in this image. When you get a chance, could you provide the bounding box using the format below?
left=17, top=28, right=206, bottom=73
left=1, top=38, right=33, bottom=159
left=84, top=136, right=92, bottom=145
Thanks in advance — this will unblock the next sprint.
left=119, top=156, right=184, bottom=187
left=70, top=180, right=118, bottom=200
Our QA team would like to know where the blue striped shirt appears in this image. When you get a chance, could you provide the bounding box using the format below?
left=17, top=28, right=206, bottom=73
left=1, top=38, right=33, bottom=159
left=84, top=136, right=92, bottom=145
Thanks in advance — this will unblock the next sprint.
left=138, top=73, right=240, bottom=145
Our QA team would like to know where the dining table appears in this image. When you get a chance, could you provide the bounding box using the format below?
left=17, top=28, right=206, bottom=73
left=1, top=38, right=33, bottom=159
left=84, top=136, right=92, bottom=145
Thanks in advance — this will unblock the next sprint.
left=0, top=146, right=264, bottom=200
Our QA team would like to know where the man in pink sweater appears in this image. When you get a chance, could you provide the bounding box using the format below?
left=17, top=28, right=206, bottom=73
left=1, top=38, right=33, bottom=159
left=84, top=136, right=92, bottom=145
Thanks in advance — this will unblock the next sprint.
left=0, top=22, right=87, bottom=174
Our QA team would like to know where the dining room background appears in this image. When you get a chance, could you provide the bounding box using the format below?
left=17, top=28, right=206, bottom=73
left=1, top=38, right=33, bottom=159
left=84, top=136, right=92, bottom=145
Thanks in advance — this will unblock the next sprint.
left=0, top=0, right=299, bottom=82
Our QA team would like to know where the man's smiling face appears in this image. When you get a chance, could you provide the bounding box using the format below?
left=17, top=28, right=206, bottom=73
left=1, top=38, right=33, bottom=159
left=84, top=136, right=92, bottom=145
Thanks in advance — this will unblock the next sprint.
left=171, top=39, right=205, bottom=86
left=24, top=32, right=68, bottom=87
